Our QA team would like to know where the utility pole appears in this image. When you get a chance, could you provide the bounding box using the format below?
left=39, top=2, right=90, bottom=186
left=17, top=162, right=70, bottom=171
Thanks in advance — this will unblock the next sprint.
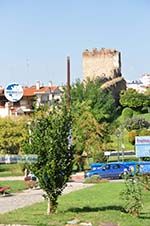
left=67, top=56, right=71, bottom=109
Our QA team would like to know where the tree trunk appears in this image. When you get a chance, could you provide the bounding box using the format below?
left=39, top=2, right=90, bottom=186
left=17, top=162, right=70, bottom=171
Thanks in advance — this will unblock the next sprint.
left=47, top=197, right=51, bottom=215
left=47, top=197, right=55, bottom=215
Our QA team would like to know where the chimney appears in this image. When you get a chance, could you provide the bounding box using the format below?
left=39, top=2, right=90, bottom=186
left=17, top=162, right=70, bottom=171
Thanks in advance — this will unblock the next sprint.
left=48, top=81, right=53, bottom=87
left=36, top=81, right=40, bottom=90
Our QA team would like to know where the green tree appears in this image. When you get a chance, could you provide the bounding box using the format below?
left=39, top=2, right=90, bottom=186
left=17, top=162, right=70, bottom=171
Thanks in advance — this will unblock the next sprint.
left=120, top=88, right=149, bottom=112
left=23, top=106, right=74, bottom=214
left=72, top=101, right=109, bottom=170
left=124, top=117, right=150, bottom=131
left=0, top=117, right=28, bottom=154
left=121, top=175, right=143, bottom=217
left=121, top=107, right=134, bottom=121
left=71, top=79, right=117, bottom=123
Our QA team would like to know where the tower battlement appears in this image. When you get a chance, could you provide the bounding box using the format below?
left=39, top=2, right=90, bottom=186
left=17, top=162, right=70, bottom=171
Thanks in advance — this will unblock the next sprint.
left=83, top=48, right=121, bottom=80
left=83, top=48, right=118, bottom=57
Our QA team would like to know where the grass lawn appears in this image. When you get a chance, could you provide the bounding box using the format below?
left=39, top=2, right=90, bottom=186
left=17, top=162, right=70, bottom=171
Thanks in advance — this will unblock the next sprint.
left=0, top=180, right=27, bottom=193
left=0, top=163, right=24, bottom=177
left=0, top=182, right=149, bottom=226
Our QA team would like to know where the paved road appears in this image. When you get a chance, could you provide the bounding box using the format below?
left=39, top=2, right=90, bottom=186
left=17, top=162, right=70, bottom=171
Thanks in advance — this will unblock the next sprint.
left=0, top=182, right=93, bottom=214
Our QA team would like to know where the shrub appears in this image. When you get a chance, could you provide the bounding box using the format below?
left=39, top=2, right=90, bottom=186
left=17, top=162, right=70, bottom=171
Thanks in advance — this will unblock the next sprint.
left=84, top=175, right=108, bottom=184
left=140, top=173, right=150, bottom=191
left=121, top=175, right=143, bottom=217
left=128, top=130, right=137, bottom=145
left=122, top=107, right=133, bottom=120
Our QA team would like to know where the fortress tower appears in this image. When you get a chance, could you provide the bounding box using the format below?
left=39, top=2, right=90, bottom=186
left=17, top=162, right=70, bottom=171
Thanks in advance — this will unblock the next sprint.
left=83, top=48, right=121, bottom=81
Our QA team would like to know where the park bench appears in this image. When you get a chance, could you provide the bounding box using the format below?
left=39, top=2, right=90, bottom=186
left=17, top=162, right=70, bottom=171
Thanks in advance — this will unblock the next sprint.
left=0, top=186, right=10, bottom=196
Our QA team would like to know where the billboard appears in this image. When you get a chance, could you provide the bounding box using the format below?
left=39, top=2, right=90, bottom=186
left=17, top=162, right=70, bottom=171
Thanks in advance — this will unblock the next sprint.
left=135, top=136, right=150, bottom=157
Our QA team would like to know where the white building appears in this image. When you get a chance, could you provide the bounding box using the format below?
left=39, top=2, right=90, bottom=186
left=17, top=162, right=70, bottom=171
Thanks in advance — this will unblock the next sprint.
left=0, top=82, right=62, bottom=117
left=140, top=74, right=150, bottom=86
left=126, top=74, right=150, bottom=93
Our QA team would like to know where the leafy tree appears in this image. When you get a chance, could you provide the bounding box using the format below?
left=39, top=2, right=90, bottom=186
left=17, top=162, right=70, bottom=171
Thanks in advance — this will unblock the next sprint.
left=71, top=79, right=118, bottom=123
left=121, top=107, right=133, bottom=120
left=124, top=118, right=150, bottom=145
left=23, top=106, right=74, bottom=214
left=0, top=117, right=28, bottom=154
left=128, top=130, right=137, bottom=145
left=72, top=101, right=109, bottom=170
left=144, top=87, right=150, bottom=96
left=124, top=117, right=150, bottom=131
left=120, top=89, right=149, bottom=112
left=142, top=93, right=150, bottom=113
left=69, top=79, right=116, bottom=169
left=121, top=175, right=143, bottom=217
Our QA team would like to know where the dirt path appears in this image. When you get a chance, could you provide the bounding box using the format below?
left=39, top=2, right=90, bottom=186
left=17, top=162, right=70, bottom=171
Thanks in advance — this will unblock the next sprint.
left=0, top=182, right=93, bottom=214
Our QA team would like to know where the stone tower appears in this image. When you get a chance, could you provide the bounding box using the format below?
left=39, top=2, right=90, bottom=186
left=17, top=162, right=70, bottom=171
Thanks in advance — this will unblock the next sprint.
left=83, top=48, right=121, bottom=80
left=82, top=48, right=126, bottom=104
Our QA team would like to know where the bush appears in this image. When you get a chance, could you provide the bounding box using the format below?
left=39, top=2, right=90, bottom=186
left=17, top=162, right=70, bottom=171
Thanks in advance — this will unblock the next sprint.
left=93, top=151, right=107, bottom=163
left=84, top=175, right=108, bottom=184
left=122, top=107, right=133, bottom=120
left=125, top=117, right=150, bottom=131
left=121, top=176, right=143, bottom=217
left=128, top=130, right=137, bottom=145
left=140, top=173, right=150, bottom=191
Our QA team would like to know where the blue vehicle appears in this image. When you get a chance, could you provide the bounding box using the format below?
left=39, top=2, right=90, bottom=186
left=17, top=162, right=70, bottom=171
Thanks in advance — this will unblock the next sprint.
left=85, top=162, right=129, bottom=179
left=85, top=161, right=150, bottom=179
left=122, top=161, right=150, bottom=175
left=90, top=162, right=104, bottom=170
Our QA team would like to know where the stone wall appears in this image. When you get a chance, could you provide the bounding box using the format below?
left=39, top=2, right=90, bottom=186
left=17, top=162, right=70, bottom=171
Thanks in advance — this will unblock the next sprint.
left=101, top=77, right=126, bottom=104
left=83, top=48, right=121, bottom=81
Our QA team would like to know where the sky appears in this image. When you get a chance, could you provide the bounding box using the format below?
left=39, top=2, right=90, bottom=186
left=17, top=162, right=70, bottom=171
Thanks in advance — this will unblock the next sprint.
left=0, top=0, right=150, bottom=87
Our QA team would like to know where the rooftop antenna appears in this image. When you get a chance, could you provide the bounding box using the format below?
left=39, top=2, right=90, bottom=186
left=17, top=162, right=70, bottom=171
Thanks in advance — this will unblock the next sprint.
left=26, top=58, right=30, bottom=86
left=67, top=56, right=71, bottom=110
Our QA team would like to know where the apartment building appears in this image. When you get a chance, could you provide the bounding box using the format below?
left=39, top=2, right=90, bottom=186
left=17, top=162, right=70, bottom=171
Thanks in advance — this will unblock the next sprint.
left=0, top=82, right=62, bottom=117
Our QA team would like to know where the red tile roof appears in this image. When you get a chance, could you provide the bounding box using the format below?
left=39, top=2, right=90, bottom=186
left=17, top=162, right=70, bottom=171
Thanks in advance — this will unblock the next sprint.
left=0, top=85, right=59, bottom=97
left=23, top=86, right=37, bottom=96
left=23, top=85, right=59, bottom=96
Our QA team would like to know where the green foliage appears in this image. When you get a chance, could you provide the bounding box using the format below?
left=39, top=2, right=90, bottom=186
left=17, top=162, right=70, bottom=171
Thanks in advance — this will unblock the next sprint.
left=124, top=117, right=150, bottom=131
left=1, top=183, right=150, bottom=226
left=71, top=79, right=117, bottom=123
left=128, top=130, right=137, bottom=145
left=0, top=117, right=28, bottom=154
left=120, top=89, right=150, bottom=112
left=140, top=174, right=150, bottom=191
left=84, top=175, right=102, bottom=183
left=121, top=107, right=133, bottom=120
left=92, top=151, right=107, bottom=163
left=72, top=101, right=109, bottom=170
left=70, top=79, right=115, bottom=170
left=23, top=106, right=74, bottom=214
left=0, top=163, right=24, bottom=177
left=0, top=180, right=27, bottom=193
left=121, top=176, right=143, bottom=216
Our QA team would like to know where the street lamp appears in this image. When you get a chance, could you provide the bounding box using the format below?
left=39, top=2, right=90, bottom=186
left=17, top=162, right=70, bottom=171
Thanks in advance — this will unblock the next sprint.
left=121, top=144, right=125, bottom=162
left=27, top=121, right=31, bottom=144
left=116, top=132, right=120, bottom=162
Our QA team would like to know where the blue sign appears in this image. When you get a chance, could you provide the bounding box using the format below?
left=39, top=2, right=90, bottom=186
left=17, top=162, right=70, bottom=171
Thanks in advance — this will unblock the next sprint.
left=4, top=83, right=23, bottom=102
left=135, top=136, right=150, bottom=157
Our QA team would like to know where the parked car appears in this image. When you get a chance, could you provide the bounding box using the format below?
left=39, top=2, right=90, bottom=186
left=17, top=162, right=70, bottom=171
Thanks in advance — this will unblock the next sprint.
left=85, top=161, right=150, bottom=179
left=85, top=162, right=129, bottom=179
left=90, top=162, right=104, bottom=170
left=120, top=161, right=150, bottom=175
